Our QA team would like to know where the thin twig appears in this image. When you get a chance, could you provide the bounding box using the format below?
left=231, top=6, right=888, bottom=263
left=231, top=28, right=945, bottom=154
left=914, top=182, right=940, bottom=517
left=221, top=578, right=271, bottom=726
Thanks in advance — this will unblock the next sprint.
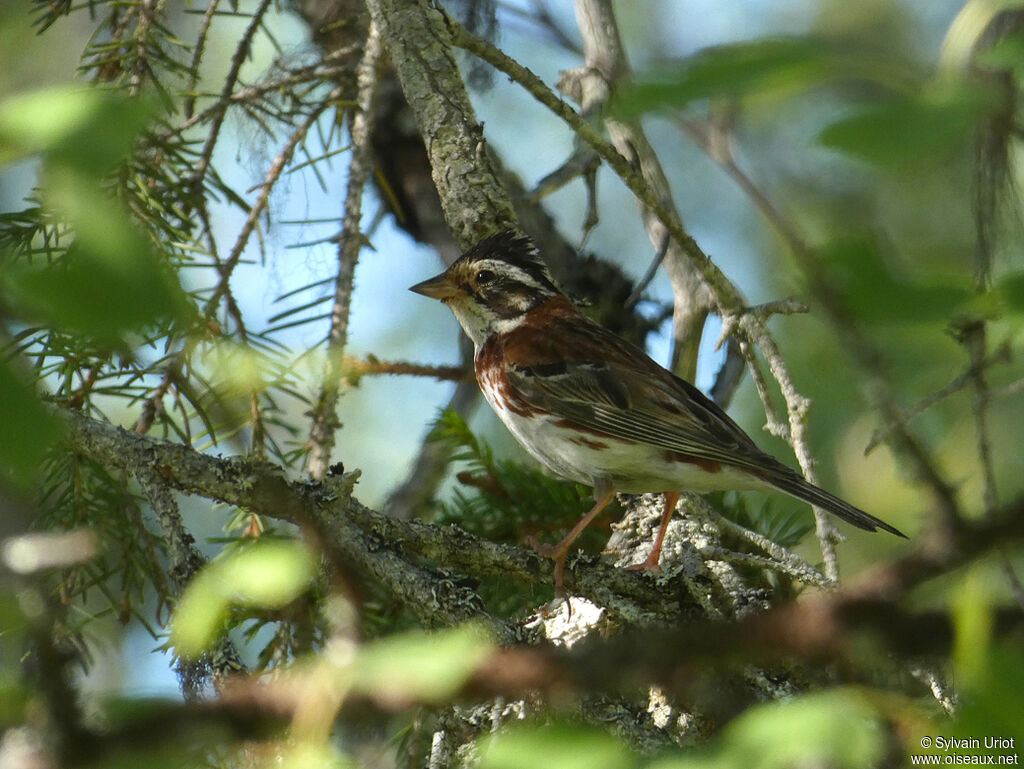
left=865, top=347, right=1012, bottom=454
left=183, top=0, right=222, bottom=119
left=205, top=86, right=343, bottom=319
left=339, top=356, right=471, bottom=385
left=444, top=13, right=742, bottom=309
left=956, top=320, right=999, bottom=516
left=137, top=472, right=246, bottom=692
left=188, top=0, right=274, bottom=196
left=306, top=24, right=383, bottom=480
left=672, top=104, right=960, bottom=541
left=624, top=229, right=670, bottom=309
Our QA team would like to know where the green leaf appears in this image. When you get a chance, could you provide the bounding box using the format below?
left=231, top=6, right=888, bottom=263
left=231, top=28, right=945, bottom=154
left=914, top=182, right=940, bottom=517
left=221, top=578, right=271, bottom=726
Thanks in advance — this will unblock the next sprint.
left=0, top=87, right=157, bottom=173
left=651, top=689, right=884, bottom=769
left=171, top=541, right=315, bottom=658
left=993, top=271, right=1024, bottom=315
left=976, top=27, right=1024, bottom=80
left=1, top=177, right=193, bottom=340
left=819, top=85, right=993, bottom=169
left=949, top=647, right=1024, bottom=750
left=480, top=722, right=635, bottom=769
left=5, top=244, right=191, bottom=342
left=0, top=88, right=191, bottom=341
left=951, top=566, right=993, bottom=688
left=0, top=359, right=64, bottom=492
left=615, top=38, right=859, bottom=118
left=352, top=624, right=494, bottom=704
left=818, top=237, right=969, bottom=324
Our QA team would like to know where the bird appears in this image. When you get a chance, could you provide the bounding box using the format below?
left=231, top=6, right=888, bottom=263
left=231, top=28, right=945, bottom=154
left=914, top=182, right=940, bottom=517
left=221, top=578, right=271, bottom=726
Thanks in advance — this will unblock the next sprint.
left=410, top=230, right=906, bottom=594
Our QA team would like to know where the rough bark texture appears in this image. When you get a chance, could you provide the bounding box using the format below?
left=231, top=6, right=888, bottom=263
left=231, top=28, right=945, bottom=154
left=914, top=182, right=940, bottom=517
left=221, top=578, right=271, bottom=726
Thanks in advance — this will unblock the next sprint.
left=365, top=0, right=516, bottom=248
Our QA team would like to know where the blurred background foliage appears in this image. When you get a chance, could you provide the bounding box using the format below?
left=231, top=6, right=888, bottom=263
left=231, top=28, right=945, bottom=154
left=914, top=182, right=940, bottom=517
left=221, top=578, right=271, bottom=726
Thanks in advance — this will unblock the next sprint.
left=0, top=0, right=1022, bottom=767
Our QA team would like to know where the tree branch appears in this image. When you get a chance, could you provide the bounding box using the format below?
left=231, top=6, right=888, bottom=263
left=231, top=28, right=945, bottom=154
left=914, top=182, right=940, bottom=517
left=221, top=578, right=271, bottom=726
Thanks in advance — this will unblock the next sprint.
left=364, top=0, right=517, bottom=247
left=61, top=410, right=706, bottom=634
left=307, top=21, right=384, bottom=480
left=572, top=0, right=717, bottom=383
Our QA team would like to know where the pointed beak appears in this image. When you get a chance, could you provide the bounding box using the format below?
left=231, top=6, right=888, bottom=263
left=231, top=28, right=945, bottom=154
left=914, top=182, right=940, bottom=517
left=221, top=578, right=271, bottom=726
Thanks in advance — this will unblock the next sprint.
left=409, top=272, right=460, bottom=301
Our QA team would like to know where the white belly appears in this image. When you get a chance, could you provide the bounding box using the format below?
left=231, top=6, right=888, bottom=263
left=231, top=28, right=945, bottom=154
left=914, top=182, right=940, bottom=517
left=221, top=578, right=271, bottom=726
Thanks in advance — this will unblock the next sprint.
left=480, top=378, right=760, bottom=494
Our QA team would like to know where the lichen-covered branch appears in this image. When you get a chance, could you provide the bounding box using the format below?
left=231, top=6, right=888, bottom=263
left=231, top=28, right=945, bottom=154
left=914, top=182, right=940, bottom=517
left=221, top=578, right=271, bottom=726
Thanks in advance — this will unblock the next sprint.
left=61, top=410, right=708, bottom=632
left=364, top=0, right=517, bottom=247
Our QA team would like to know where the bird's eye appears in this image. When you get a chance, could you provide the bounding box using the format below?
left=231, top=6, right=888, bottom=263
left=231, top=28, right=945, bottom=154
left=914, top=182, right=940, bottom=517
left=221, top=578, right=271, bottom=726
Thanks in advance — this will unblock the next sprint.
left=475, top=269, right=496, bottom=285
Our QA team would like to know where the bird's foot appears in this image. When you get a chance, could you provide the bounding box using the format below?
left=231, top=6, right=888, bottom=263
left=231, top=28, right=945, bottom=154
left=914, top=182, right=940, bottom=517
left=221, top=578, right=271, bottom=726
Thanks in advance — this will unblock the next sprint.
left=526, top=536, right=569, bottom=597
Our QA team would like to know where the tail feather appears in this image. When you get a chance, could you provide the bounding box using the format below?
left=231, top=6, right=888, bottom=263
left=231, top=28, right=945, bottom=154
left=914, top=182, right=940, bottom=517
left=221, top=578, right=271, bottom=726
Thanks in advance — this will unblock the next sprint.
left=761, top=466, right=907, bottom=538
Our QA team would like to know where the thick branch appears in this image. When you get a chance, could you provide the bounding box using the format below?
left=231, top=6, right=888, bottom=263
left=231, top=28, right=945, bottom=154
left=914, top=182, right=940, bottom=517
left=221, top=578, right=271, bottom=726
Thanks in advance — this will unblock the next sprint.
left=364, top=0, right=517, bottom=247
left=62, top=410, right=700, bottom=630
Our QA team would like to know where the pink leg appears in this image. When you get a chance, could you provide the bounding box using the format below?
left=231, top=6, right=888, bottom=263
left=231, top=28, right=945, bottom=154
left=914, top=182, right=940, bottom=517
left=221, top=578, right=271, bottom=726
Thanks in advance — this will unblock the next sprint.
left=626, top=491, right=679, bottom=572
left=529, top=483, right=616, bottom=596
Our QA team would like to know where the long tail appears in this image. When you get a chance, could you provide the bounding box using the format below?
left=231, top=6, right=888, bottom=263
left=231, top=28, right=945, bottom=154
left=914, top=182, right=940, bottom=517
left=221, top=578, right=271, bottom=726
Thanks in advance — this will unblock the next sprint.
left=759, top=464, right=907, bottom=538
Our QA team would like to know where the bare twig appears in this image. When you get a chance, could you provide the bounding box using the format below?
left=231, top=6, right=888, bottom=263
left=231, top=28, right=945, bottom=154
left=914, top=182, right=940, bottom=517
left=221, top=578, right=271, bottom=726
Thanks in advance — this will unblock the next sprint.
left=672, top=105, right=960, bottom=540
left=572, top=0, right=717, bottom=382
left=865, top=346, right=1011, bottom=454
left=732, top=314, right=842, bottom=579
left=445, top=14, right=741, bottom=308
left=205, top=86, right=343, bottom=319
left=188, top=0, right=274, bottom=196
left=953, top=319, right=998, bottom=516
left=623, top=230, right=670, bottom=310
left=183, top=0, right=222, bottom=119
left=307, top=22, right=383, bottom=480
left=339, top=356, right=471, bottom=386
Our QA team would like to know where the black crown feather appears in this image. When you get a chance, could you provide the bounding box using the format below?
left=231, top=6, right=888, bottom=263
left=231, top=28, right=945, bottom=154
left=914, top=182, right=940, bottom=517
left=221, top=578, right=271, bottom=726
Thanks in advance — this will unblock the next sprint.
left=465, top=230, right=560, bottom=295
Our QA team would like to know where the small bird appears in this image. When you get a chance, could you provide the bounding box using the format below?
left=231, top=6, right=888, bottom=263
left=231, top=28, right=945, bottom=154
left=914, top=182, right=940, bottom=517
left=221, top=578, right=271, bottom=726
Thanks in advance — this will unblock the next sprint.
left=411, top=231, right=906, bottom=594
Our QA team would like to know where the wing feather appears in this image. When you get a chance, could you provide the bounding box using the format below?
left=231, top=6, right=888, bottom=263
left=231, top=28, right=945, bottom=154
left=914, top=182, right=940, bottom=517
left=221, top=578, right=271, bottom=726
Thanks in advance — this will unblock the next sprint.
left=503, top=312, right=772, bottom=472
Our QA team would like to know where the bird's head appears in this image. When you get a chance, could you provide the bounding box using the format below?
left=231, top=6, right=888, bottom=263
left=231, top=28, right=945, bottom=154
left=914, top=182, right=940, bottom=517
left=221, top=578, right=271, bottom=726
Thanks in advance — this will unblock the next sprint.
left=409, top=231, right=562, bottom=346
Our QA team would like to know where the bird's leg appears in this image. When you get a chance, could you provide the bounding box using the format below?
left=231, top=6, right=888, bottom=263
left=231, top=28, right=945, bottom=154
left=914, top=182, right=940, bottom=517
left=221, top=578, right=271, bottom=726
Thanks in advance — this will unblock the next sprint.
left=528, top=482, right=616, bottom=596
left=626, top=491, right=680, bottom=573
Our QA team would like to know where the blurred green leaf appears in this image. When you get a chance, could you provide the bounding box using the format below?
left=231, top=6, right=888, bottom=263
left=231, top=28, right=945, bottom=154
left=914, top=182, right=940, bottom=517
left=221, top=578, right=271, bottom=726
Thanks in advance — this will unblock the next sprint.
left=171, top=541, right=315, bottom=658
left=480, top=722, right=635, bottom=769
left=615, top=38, right=875, bottom=118
left=0, top=669, right=29, bottom=727
left=0, top=359, right=63, bottom=492
left=818, top=237, right=969, bottom=324
left=977, top=27, right=1024, bottom=80
left=4, top=238, right=191, bottom=341
left=651, top=689, right=884, bottom=769
left=819, top=85, right=992, bottom=169
left=352, top=624, right=494, bottom=704
left=0, top=87, right=157, bottom=173
left=951, top=566, right=993, bottom=688
left=949, top=646, right=1024, bottom=749
left=993, top=271, right=1024, bottom=314
left=0, top=87, right=190, bottom=341
left=278, top=743, right=354, bottom=769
